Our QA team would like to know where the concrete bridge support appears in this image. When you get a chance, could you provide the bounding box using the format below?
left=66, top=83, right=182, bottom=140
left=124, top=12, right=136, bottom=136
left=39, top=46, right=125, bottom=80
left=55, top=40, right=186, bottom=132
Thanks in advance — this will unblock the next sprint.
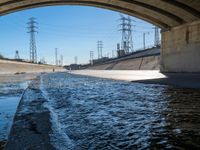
left=160, top=20, right=200, bottom=73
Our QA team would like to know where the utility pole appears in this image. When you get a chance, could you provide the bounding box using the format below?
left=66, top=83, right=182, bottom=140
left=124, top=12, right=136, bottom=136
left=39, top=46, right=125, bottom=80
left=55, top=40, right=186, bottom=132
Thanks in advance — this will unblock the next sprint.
left=27, top=17, right=38, bottom=63
left=55, top=48, right=58, bottom=66
left=60, top=55, right=63, bottom=66
left=74, top=56, right=78, bottom=64
left=15, top=50, right=20, bottom=60
left=90, top=51, right=94, bottom=65
left=112, top=50, right=115, bottom=58
left=143, top=32, right=149, bottom=50
left=153, top=26, right=160, bottom=47
left=119, top=15, right=134, bottom=53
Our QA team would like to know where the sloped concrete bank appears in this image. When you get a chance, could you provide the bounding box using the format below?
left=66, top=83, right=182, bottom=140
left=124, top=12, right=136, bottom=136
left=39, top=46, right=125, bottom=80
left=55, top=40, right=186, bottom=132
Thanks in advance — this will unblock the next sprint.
left=0, top=59, right=65, bottom=74
left=87, top=48, right=160, bottom=70
left=5, top=77, right=55, bottom=150
left=88, top=55, right=160, bottom=70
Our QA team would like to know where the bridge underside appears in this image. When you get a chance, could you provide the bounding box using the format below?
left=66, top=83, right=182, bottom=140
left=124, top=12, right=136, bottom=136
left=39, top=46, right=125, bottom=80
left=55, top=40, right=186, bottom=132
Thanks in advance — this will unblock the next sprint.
left=0, top=0, right=200, bottom=29
left=0, top=0, right=200, bottom=72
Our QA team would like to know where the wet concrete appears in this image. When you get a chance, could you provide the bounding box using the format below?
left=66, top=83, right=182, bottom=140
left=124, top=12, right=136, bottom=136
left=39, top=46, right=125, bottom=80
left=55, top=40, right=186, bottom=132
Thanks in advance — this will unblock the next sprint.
left=5, top=78, right=55, bottom=150
left=0, top=73, right=39, bottom=149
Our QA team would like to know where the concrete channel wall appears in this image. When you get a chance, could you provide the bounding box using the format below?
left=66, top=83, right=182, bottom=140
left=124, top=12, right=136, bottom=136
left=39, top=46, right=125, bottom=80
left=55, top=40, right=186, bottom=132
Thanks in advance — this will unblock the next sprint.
left=0, top=59, right=65, bottom=74
left=88, top=48, right=160, bottom=70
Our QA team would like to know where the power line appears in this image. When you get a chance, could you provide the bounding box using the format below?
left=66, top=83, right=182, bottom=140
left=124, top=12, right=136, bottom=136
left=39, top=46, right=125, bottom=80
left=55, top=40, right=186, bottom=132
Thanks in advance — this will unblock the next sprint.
left=27, top=17, right=38, bottom=63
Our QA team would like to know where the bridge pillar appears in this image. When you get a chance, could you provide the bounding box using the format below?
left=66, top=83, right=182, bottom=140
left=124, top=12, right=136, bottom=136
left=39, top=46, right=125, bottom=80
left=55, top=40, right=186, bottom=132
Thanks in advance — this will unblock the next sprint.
left=160, top=20, right=200, bottom=73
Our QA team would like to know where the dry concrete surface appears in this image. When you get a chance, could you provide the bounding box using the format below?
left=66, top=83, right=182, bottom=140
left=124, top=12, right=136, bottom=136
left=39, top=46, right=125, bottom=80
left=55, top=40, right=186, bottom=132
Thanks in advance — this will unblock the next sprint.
left=0, top=59, right=65, bottom=75
left=70, top=70, right=200, bottom=89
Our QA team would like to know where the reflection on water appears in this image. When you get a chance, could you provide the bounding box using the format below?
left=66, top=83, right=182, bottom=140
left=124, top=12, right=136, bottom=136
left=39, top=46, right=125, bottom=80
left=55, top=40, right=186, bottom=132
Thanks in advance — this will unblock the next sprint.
left=0, top=82, right=28, bottom=141
left=41, top=73, right=200, bottom=149
left=159, top=88, right=200, bottom=149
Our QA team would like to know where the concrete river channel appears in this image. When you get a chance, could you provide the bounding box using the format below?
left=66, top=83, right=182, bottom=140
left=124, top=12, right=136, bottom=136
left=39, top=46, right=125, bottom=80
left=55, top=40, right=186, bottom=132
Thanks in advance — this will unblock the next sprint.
left=1, top=72, right=200, bottom=149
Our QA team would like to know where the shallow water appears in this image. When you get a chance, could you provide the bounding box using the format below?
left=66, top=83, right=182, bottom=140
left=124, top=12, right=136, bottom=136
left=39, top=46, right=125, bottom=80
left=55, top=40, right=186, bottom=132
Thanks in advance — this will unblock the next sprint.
left=0, top=81, right=28, bottom=141
left=40, top=73, right=200, bottom=149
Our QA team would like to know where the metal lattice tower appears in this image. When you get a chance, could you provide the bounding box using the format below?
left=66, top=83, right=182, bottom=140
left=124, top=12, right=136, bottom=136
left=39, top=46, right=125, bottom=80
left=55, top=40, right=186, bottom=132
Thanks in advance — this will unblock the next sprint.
left=90, top=51, right=94, bottom=65
left=153, top=26, right=160, bottom=46
left=27, top=17, right=38, bottom=63
left=15, top=50, right=20, bottom=59
left=119, top=15, right=134, bottom=53
left=97, top=41, right=103, bottom=59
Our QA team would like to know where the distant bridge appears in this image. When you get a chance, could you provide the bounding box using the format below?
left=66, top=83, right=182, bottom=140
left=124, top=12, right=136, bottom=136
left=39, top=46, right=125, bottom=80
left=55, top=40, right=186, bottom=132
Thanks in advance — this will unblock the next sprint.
left=0, top=0, right=200, bottom=72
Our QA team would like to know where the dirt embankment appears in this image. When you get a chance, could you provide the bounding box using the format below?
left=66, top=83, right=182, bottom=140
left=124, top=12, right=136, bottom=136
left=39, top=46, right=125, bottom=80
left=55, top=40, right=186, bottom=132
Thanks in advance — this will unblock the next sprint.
left=0, top=59, right=65, bottom=75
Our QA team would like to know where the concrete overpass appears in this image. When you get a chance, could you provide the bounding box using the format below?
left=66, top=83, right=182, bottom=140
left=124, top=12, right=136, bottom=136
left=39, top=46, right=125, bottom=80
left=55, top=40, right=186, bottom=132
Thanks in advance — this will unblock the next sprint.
left=0, top=0, right=200, bottom=72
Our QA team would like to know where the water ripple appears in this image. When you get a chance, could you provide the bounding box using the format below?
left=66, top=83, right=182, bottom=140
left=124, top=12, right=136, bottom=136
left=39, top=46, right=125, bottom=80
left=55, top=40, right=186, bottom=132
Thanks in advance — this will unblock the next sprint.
left=41, top=73, right=200, bottom=149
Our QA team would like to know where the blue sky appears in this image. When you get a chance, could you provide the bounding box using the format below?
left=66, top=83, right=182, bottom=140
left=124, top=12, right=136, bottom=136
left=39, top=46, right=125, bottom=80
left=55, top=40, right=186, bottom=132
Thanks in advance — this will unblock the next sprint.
left=0, top=5, right=159, bottom=65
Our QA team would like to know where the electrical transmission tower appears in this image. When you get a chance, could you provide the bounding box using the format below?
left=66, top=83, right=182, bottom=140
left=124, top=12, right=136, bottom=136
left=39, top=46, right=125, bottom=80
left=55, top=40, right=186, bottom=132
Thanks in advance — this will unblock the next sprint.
left=153, top=26, right=160, bottom=47
left=90, top=51, right=94, bottom=65
left=15, top=50, right=20, bottom=59
left=97, top=41, right=103, bottom=59
left=119, top=15, right=134, bottom=53
left=27, top=17, right=38, bottom=63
